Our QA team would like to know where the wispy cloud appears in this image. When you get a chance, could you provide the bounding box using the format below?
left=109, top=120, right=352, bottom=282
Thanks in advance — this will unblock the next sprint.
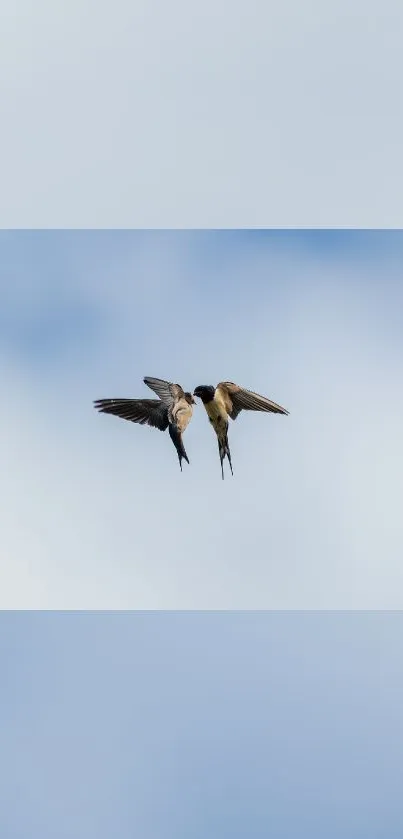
left=1, top=231, right=402, bottom=607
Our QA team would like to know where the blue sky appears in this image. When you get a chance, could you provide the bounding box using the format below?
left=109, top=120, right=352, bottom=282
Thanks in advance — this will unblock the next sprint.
left=1, top=611, right=403, bottom=838
left=1, top=0, right=402, bottom=227
left=1, top=230, right=403, bottom=608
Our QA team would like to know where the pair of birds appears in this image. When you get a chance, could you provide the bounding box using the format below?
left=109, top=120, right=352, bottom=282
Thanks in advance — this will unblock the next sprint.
left=94, top=377, right=289, bottom=479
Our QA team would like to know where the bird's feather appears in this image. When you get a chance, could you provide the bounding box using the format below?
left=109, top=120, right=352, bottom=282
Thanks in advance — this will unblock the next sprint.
left=143, top=376, right=185, bottom=405
left=93, top=398, right=169, bottom=431
left=217, top=382, right=289, bottom=420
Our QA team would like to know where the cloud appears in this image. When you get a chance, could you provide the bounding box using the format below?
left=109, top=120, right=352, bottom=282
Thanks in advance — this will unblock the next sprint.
left=1, top=231, right=403, bottom=607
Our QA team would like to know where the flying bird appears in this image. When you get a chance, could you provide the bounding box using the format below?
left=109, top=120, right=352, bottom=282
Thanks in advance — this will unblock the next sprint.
left=193, top=381, right=289, bottom=479
left=94, top=377, right=195, bottom=471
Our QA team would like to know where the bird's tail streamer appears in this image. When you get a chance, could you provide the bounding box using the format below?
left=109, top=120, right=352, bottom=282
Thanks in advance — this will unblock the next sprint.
left=218, top=431, right=233, bottom=480
left=169, top=423, right=190, bottom=470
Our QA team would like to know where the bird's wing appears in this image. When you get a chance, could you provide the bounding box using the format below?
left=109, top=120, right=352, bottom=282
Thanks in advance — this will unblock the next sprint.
left=93, top=398, right=169, bottom=431
left=143, top=376, right=185, bottom=405
left=217, top=382, right=289, bottom=421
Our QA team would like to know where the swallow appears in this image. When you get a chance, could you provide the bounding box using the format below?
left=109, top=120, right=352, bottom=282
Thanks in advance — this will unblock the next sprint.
left=193, top=382, right=289, bottom=479
left=94, top=376, right=196, bottom=471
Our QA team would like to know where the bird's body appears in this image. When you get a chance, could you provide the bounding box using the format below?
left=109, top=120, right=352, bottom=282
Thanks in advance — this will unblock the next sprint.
left=204, top=390, right=228, bottom=425
left=169, top=394, right=194, bottom=434
left=194, top=381, right=289, bottom=479
left=94, top=376, right=195, bottom=471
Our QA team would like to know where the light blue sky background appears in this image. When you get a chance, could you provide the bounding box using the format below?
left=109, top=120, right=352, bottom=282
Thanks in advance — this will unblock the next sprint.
left=1, top=0, right=402, bottom=226
left=1, top=230, right=403, bottom=608
left=1, top=611, right=402, bottom=838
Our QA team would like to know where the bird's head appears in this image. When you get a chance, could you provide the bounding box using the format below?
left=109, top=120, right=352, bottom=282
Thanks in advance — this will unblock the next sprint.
left=193, top=385, right=215, bottom=403
left=185, top=392, right=196, bottom=405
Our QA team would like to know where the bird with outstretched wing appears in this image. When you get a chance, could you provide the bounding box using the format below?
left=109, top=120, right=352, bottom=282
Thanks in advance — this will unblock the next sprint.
left=193, top=381, right=289, bottom=479
left=94, top=376, right=195, bottom=471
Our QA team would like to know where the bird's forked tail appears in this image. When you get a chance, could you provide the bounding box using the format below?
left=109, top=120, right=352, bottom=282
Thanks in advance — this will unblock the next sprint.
left=169, top=423, right=190, bottom=471
left=218, top=430, right=233, bottom=480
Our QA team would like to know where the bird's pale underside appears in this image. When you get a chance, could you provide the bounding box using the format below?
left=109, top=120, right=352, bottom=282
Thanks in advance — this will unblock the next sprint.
left=94, top=376, right=288, bottom=478
left=94, top=376, right=195, bottom=471
left=193, top=381, right=289, bottom=479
